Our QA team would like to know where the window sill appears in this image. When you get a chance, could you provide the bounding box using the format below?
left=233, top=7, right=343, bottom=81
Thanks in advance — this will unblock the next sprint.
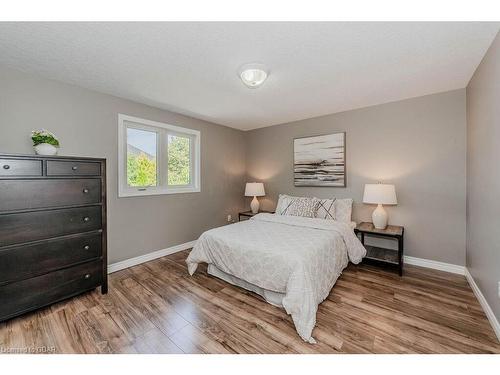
left=118, top=186, right=201, bottom=198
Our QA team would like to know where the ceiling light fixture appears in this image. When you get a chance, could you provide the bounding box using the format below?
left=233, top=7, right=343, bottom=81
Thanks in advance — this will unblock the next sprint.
left=239, top=63, right=268, bottom=89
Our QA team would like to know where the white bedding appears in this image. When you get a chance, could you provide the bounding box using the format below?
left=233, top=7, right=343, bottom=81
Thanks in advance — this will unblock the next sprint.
left=186, top=213, right=366, bottom=343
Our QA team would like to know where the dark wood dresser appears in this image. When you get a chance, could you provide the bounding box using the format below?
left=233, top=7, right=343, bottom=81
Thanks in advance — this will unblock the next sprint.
left=0, top=153, right=107, bottom=321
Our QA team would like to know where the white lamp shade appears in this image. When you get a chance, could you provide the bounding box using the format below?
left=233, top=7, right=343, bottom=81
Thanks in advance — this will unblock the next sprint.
left=363, top=184, right=397, bottom=205
left=245, top=182, right=265, bottom=197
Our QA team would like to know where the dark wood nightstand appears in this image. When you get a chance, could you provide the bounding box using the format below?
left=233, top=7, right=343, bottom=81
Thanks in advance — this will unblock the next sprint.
left=354, top=222, right=405, bottom=276
left=238, top=210, right=274, bottom=221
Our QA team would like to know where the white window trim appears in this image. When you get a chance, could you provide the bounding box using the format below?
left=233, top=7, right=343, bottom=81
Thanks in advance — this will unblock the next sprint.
left=118, top=114, right=201, bottom=198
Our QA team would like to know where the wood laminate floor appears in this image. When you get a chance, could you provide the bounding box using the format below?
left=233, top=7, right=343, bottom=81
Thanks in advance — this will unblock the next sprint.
left=1, top=250, right=499, bottom=354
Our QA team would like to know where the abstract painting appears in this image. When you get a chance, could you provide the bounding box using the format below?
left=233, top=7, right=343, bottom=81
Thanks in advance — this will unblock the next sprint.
left=294, top=132, right=346, bottom=187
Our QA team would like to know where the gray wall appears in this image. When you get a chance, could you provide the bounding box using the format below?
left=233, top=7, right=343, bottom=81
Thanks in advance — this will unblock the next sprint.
left=467, top=32, right=500, bottom=319
left=246, top=90, right=467, bottom=265
left=0, top=65, right=470, bottom=268
left=0, top=66, right=247, bottom=264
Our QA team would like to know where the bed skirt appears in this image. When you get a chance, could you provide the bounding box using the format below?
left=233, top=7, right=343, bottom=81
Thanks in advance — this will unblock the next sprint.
left=207, top=264, right=285, bottom=307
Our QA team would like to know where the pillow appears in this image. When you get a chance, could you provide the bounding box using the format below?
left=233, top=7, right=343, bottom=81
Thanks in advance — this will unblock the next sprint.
left=275, top=194, right=289, bottom=214
left=275, top=194, right=319, bottom=218
left=334, top=198, right=353, bottom=223
left=315, top=198, right=337, bottom=220
left=276, top=194, right=303, bottom=214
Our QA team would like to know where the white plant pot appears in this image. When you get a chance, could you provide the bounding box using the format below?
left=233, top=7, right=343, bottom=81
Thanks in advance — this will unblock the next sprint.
left=34, top=143, right=58, bottom=156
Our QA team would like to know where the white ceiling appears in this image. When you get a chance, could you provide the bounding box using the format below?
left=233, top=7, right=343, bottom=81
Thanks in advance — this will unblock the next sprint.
left=0, top=22, right=498, bottom=130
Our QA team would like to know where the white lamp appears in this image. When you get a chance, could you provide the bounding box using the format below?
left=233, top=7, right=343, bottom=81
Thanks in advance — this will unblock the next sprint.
left=363, top=183, right=397, bottom=229
left=245, top=182, right=265, bottom=214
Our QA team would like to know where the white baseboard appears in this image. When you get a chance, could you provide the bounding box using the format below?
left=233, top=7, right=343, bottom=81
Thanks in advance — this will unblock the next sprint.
left=107, top=240, right=196, bottom=274
left=464, top=269, right=500, bottom=342
left=404, top=256, right=498, bottom=342
left=404, top=255, right=465, bottom=275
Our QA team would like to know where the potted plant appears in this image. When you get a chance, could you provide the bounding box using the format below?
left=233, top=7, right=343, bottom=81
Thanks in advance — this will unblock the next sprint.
left=31, top=129, right=60, bottom=155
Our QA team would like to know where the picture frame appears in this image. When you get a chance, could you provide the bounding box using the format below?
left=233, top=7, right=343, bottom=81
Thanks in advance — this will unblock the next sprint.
left=293, top=132, right=346, bottom=187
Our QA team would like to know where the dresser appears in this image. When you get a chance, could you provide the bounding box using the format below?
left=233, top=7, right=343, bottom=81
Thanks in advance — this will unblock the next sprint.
left=0, top=153, right=107, bottom=321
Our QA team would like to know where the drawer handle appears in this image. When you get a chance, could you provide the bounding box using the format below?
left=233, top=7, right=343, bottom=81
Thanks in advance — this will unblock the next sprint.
left=72, top=166, right=78, bottom=171
left=84, top=273, right=91, bottom=279
left=83, top=245, right=90, bottom=250
left=2, top=164, right=10, bottom=170
left=82, top=188, right=89, bottom=194
left=83, top=216, right=90, bottom=222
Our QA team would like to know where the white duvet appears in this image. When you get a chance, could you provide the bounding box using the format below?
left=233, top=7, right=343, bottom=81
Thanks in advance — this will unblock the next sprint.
left=186, top=213, right=366, bottom=343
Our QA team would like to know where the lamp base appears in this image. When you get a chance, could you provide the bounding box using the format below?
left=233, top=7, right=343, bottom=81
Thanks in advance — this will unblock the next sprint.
left=372, top=204, right=388, bottom=229
left=250, top=196, right=260, bottom=214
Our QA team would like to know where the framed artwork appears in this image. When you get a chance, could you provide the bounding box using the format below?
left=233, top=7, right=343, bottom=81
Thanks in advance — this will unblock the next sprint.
left=293, top=132, right=346, bottom=187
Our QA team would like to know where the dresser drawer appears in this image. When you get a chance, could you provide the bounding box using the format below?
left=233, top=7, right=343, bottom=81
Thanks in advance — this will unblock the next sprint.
left=0, top=206, right=102, bottom=247
left=0, top=260, right=102, bottom=321
left=0, top=232, right=102, bottom=284
left=47, top=160, right=101, bottom=176
left=0, top=179, right=101, bottom=212
left=0, top=158, right=42, bottom=177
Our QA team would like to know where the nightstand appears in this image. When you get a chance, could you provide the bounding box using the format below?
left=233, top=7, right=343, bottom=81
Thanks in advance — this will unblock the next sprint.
left=238, top=210, right=274, bottom=221
left=354, top=222, right=405, bottom=276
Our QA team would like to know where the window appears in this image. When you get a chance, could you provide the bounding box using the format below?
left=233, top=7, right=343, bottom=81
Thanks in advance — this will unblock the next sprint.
left=126, top=127, right=158, bottom=187
left=118, top=114, right=200, bottom=197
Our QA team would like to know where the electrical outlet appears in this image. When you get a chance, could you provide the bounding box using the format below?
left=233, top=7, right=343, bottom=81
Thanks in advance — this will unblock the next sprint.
left=227, top=214, right=232, bottom=222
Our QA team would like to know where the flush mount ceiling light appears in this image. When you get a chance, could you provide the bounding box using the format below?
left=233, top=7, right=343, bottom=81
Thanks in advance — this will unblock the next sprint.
left=238, top=63, right=268, bottom=89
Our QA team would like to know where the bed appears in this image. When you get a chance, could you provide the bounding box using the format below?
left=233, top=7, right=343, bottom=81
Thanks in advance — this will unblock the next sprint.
left=186, top=213, right=366, bottom=343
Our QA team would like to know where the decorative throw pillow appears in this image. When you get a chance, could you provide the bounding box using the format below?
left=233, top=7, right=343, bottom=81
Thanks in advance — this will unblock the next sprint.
left=315, top=198, right=337, bottom=220
left=275, top=194, right=289, bottom=214
left=334, top=198, right=353, bottom=223
left=276, top=194, right=303, bottom=214
left=275, top=194, right=319, bottom=218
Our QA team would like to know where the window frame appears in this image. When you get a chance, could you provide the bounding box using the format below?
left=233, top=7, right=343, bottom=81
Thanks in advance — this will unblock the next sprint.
left=118, top=114, right=201, bottom=197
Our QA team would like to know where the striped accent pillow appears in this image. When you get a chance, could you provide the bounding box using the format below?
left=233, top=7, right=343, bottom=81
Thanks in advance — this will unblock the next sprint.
left=315, top=198, right=337, bottom=220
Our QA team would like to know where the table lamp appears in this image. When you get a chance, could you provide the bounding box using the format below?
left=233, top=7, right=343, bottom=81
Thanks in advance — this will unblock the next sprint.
left=363, top=183, right=397, bottom=229
left=245, top=182, right=265, bottom=214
